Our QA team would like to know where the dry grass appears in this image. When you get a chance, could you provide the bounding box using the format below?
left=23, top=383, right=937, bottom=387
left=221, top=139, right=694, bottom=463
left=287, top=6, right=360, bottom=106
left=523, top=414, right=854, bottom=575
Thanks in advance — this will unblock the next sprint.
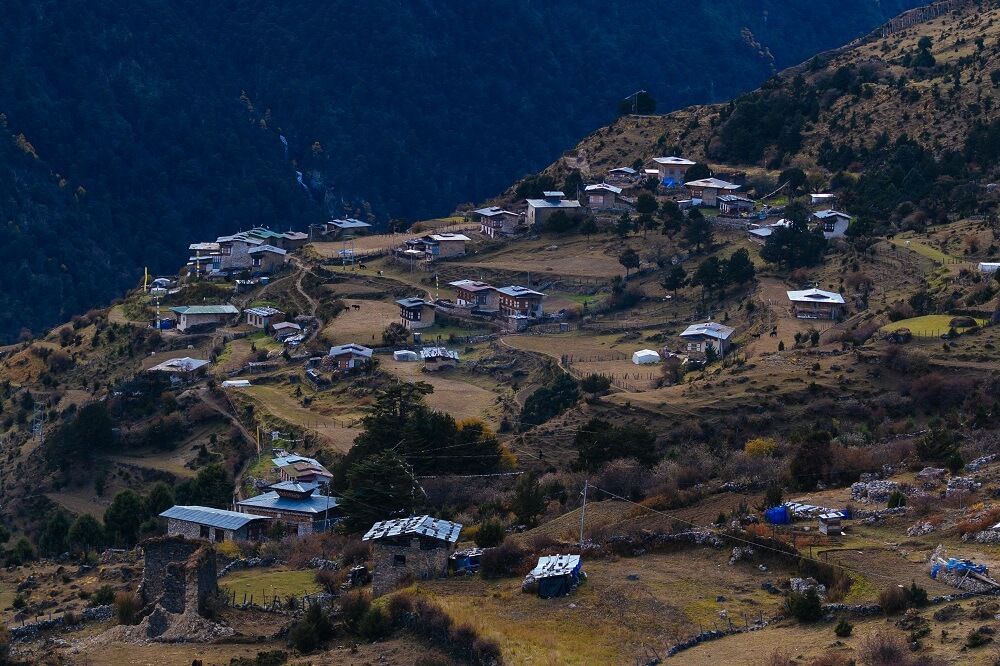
left=383, top=359, right=501, bottom=425
left=320, top=298, right=402, bottom=346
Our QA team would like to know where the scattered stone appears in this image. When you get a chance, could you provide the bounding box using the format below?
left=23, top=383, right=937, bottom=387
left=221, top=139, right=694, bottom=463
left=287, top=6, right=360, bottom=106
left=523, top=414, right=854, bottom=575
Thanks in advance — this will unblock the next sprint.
left=907, top=522, right=935, bottom=537
left=966, top=455, right=997, bottom=473
left=729, top=546, right=755, bottom=565
left=626, top=573, right=640, bottom=581
left=852, top=479, right=900, bottom=503
left=790, top=577, right=827, bottom=599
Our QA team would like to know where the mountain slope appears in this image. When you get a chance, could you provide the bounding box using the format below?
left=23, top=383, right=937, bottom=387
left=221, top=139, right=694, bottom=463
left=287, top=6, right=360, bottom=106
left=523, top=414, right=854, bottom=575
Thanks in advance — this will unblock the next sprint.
left=0, top=0, right=925, bottom=342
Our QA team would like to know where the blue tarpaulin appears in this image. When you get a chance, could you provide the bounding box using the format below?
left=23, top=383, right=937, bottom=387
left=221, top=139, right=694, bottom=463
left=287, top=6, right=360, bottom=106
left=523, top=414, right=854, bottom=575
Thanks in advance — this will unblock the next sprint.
left=765, top=506, right=790, bottom=525
left=932, top=558, right=988, bottom=579
left=662, top=178, right=676, bottom=188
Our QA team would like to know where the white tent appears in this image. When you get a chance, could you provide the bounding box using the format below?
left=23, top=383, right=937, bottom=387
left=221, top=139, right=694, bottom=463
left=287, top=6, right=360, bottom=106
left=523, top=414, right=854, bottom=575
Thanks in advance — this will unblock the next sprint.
left=393, top=350, right=419, bottom=362
left=632, top=349, right=661, bottom=365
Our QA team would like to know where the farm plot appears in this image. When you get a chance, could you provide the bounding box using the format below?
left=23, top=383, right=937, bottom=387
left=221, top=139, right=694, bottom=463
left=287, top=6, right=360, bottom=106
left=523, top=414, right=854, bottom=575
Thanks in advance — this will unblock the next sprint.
left=321, top=299, right=401, bottom=346
left=235, top=384, right=361, bottom=452
left=383, top=358, right=500, bottom=425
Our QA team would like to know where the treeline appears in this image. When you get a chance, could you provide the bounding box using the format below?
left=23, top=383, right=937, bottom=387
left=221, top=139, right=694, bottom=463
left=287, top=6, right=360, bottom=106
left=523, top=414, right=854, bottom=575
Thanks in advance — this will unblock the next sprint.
left=0, top=0, right=920, bottom=341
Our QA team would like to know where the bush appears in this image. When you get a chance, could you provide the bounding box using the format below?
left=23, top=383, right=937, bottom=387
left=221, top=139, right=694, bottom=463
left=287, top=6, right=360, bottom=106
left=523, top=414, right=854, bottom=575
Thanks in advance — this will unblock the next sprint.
left=787, top=588, right=823, bottom=622
left=11, top=596, right=24, bottom=611
left=887, top=490, right=906, bottom=509
left=314, top=569, right=341, bottom=594
left=62, top=610, right=79, bottom=626
left=858, top=631, right=910, bottom=666
left=473, top=518, right=506, bottom=548
left=114, top=591, right=140, bottom=625
left=834, top=617, right=853, bottom=637
left=340, top=590, right=371, bottom=633
left=215, top=539, right=241, bottom=558
left=357, top=606, right=391, bottom=641
left=479, top=541, right=527, bottom=579
left=878, top=585, right=908, bottom=616
left=91, top=584, right=115, bottom=606
left=906, top=582, right=928, bottom=607
left=966, top=629, right=991, bottom=648
left=289, top=602, right=334, bottom=653
left=745, top=437, right=779, bottom=458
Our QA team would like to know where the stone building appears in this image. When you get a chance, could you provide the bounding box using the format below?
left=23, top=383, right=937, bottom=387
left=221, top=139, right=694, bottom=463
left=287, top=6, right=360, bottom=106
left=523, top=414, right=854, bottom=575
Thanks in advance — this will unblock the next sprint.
left=160, top=505, right=270, bottom=543
left=362, top=515, right=462, bottom=597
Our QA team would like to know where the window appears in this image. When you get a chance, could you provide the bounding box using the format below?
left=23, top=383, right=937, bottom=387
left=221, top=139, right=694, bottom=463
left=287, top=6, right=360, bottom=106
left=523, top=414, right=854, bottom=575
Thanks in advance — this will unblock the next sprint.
left=199, top=525, right=210, bottom=539
left=393, top=554, right=407, bottom=567
left=252, top=257, right=262, bottom=267
left=215, top=529, right=225, bottom=542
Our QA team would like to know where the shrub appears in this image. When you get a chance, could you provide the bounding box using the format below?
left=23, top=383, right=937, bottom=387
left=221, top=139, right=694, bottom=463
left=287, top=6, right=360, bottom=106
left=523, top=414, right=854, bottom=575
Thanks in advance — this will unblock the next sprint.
left=906, top=582, right=928, bottom=607
left=215, top=539, right=241, bottom=558
left=480, top=541, right=527, bottom=579
left=878, top=585, right=909, bottom=616
left=340, top=590, right=371, bottom=633
left=787, top=588, right=823, bottom=622
left=473, top=518, right=506, bottom=548
left=92, top=585, right=115, bottom=606
left=357, top=606, right=391, bottom=641
left=834, top=617, right=853, bottom=637
left=857, top=631, right=909, bottom=666
left=114, top=591, right=140, bottom=625
left=340, top=539, right=370, bottom=566
left=745, top=437, right=779, bottom=458
left=887, top=490, right=906, bottom=509
left=289, top=602, right=334, bottom=653
left=11, top=596, right=25, bottom=610
left=62, top=610, right=79, bottom=626
left=314, top=569, right=341, bottom=594
left=966, top=629, right=991, bottom=648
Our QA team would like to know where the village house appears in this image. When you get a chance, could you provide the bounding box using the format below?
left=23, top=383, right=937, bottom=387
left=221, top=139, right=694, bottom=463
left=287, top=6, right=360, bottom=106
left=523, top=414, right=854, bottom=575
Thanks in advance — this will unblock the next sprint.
left=271, top=454, right=333, bottom=485
left=363, top=515, right=462, bottom=597
left=811, top=210, right=852, bottom=239
left=282, top=230, right=310, bottom=250
left=248, top=245, right=288, bottom=274
left=321, top=218, right=373, bottom=239
left=684, top=177, right=742, bottom=207
left=810, top=193, right=838, bottom=206
left=187, top=242, right=221, bottom=278
left=787, top=288, right=845, bottom=320
left=748, top=218, right=792, bottom=243
left=525, top=191, right=582, bottom=228
left=148, top=357, right=210, bottom=383
left=236, top=481, right=341, bottom=536
left=495, top=285, right=544, bottom=318
left=401, top=233, right=470, bottom=261
left=818, top=512, right=843, bottom=536
left=420, top=346, right=459, bottom=371
left=717, top=194, right=755, bottom=215
left=979, top=262, right=1000, bottom=273
left=327, top=343, right=373, bottom=372
left=169, top=304, right=239, bottom=332
left=449, top=280, right=498, bottom=309
left=212, top=233, right=264, bottom=273
left=632, top=349, right=661, bottom=365
left=160, top=505, right=270, bottom=543
left=607, top=166, right=638, bottom=182
left=245, top=306, right=284, bottom=329
left=474, top=207, right=524, bottom=238
left=584, top=183, right=623, bottom=210
left=272, top=321, right=302, bottom=341
left=679, top=322, right=735, bottom=358
left=523, top=554, right=584, bottom=599
left=652, top=156, right=696, bottom=185
left=396, top=297, right=436, bottom=329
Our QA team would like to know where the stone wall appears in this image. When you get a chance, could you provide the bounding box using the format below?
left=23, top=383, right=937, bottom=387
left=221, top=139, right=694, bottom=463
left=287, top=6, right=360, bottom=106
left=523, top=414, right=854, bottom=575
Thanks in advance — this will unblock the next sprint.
left=141, top=535, right=203, bottom=605
left=140, top=535, right=218, bottom=616
left=371, top=538, right=451, bottom=597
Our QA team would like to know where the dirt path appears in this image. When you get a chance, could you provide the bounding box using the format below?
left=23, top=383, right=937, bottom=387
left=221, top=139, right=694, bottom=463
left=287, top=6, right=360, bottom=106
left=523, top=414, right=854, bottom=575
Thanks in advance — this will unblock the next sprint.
left=290, top=257, right=319, bottom=317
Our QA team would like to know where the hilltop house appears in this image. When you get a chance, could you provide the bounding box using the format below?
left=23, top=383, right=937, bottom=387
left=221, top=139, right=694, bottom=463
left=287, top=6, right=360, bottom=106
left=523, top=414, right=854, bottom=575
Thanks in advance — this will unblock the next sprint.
left=271, top=454, right=333, bottom=485
left=169, top=304, right=239, bottom=332
left=396, top=297, right=436, bottom=329
left=475, top=207, right=524, bottom=238
left=160, top=505, right=269, bottom=543
left=811, top=210, right=852, bottom=239
left=608, top=166, right=638, bottom=182
left=684, top=177, right=741, bottom=207
left=282, top=231, right=310, bottom=250
left=420, top=346, right=459, bottom=371
left=787, top=288, right=845, bottom=320
left=327, top=343, right=373, bottom=372
left=525, top=191, right=581, bottom=228
left=449, top=280, right=498, bottom=310
left=584, top=183, right=623, bottom=210
left=363, top=515, right=462, bottom=596
left=148, top=357, right=210, bottom=382
left=245, top=306, right=284, bottom=329
left=236, top=481, right=341, bottom=536
left=652, top=156, right=696, bottom=185
left=679, top=322, right=735, bottom=358
left=748, top=219, right=792, bottom=243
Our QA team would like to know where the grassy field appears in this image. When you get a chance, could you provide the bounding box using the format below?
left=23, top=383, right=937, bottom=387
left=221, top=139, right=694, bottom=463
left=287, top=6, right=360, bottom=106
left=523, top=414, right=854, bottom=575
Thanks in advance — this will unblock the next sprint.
left=219, top=567, right=322, bottom=601
left=879, top=314, right=988, bottom=337
left=383, top=358, right=502, bottom=425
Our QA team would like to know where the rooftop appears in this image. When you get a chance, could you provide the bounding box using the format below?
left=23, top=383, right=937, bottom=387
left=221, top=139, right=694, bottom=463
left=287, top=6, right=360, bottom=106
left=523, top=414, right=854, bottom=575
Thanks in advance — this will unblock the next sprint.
left=238, top=490, right=340, bottom=515
left=246, top=306, right=283, bottom=317
left=271, top=454, right=322, bottom=468
left=529, top=554, right=582, bottom=578
left=327, top=218, right=372, bottom=229
left=542, top=190, right=565, bottom=198
left=584, top=183, right=623, bottom=194
left=397, top=297, right=432, bottom=309
left=680, top=322, right=735, bottom=340
left=684, top=177, right=741, bottom=190
left=496, top=285, right=544, bottom=298
left=812, top=209, right=851, bottom=220
left=652, top=156, right=696, bottom=166
left=169, top=304, right=239, bottom=315
left=787, top=288, right=846, bottom=305
left=160, top=505, right=269, bottom=530
left=247, top=244, right=287, bottom=255
left=609, top=166, right=637, bottom=174
left=329, top=343, right=373, bottom=358
left=420, top=347, right=460, bottom=360
left=429, top=233, right=471, bottom=242
left=474, top=207, right=518, bottom=217
left=148, top=357, right=210, bottom=373
left=525, top=198, right=582, bottom=209
left=363, top=515, right=463, bottom=543
left=449, top=279, right=494, bottom=292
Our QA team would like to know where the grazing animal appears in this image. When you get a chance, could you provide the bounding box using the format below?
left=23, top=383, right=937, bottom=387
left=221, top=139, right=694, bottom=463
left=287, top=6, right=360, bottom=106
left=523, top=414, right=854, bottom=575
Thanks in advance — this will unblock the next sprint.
left=352, top=304, right=361, bottom=311
left=358, top=263, right=367, bottom=270
left=377, top=270, right=383, bottom=276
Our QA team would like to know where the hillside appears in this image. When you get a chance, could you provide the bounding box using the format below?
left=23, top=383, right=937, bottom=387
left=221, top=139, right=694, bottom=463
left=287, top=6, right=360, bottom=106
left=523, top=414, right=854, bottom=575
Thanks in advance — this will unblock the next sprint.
left=0, top=0, right=927, bottom=342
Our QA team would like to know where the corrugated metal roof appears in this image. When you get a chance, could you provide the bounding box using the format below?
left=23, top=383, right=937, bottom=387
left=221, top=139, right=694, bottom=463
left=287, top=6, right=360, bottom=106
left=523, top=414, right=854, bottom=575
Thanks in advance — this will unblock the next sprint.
left=237, top=491, right=339, bottom=515
left=420, top=347, right=459, bottom=361
left=246, top=306, right=283, bottom=317
left=170, top=304, right=239, bottom=315
left=585, top=183, right=623, bottom=194
left=652, top=156, right=696, bottom=166
left=786, top=288, right=845, bottom=305
left=269, top=480, right=319, bottom=493
left=396, top=297, right=430, bottom=308
left=362, top=515, right=462, bottom=543
left=525, top=199, right=582, bottom=209
left=529, top=554, right=581, bottom=578
left=684, top=177, right=740, bottom=190
left=495, top=285, right=543, bottom=298
left=161, top=505, right=268, bottom=530
left=149, top=357, right=209, bottom=373
left=329, top=343, right=373, bottom=358
left=271, top=454, right=322, bottom=468
left=328, top=218, right=372, bottom=229
left=247, top=244, right=287, bottom=255
left=680, top=322, right=735, bottom=341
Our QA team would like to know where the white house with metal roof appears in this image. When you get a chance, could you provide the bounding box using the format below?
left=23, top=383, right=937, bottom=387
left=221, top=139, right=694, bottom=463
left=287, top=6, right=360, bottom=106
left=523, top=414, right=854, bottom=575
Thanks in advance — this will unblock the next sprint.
left=148, top=357, right=210, bottom=382
left=978, top=262, right=1000, bottom=273
left=679, top=322, right=735, bottom=358
left=652, top=156, right=696, bottom=184
left=364, top=516, right=463, bottom=596
left=787, top=288, right=845, bottom=319
left=811, top=210, right=852, bottom=238
left=160, top=505, right=270, bottom=543
left=245, top=306, right=284, bottom=329
left=236, top=481, right=340, bottom=536
left=474, top=207, right=524, bottom=238
left=169, top=304, right=239, bottom=332
left=525, top=191, right=582, bottom=228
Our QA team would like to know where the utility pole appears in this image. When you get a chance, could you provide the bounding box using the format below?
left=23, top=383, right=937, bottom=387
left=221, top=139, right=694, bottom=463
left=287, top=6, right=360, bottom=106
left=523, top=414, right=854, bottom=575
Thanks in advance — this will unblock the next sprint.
left=579, top=479, right=588, bottom=554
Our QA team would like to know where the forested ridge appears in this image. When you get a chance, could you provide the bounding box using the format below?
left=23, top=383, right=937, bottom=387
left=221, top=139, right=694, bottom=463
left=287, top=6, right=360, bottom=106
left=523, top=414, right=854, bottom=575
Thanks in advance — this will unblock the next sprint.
left=0, top=0, right=922, bottom=341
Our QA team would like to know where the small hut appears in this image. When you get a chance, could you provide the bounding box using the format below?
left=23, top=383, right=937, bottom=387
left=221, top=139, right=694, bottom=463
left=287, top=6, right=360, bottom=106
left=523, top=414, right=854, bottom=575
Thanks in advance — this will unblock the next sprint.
left=818, top=513, right=842, bottom=536
left=522, top=554, right=583, bottom=598
left=632, top=349, right=661, bottom=365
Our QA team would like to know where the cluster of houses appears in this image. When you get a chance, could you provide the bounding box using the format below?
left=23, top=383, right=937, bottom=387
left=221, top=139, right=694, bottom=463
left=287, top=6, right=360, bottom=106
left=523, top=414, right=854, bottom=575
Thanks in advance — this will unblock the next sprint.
left=188, top=227, right=304, bottom=280
left=446, top=280, right=545, bottom=330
